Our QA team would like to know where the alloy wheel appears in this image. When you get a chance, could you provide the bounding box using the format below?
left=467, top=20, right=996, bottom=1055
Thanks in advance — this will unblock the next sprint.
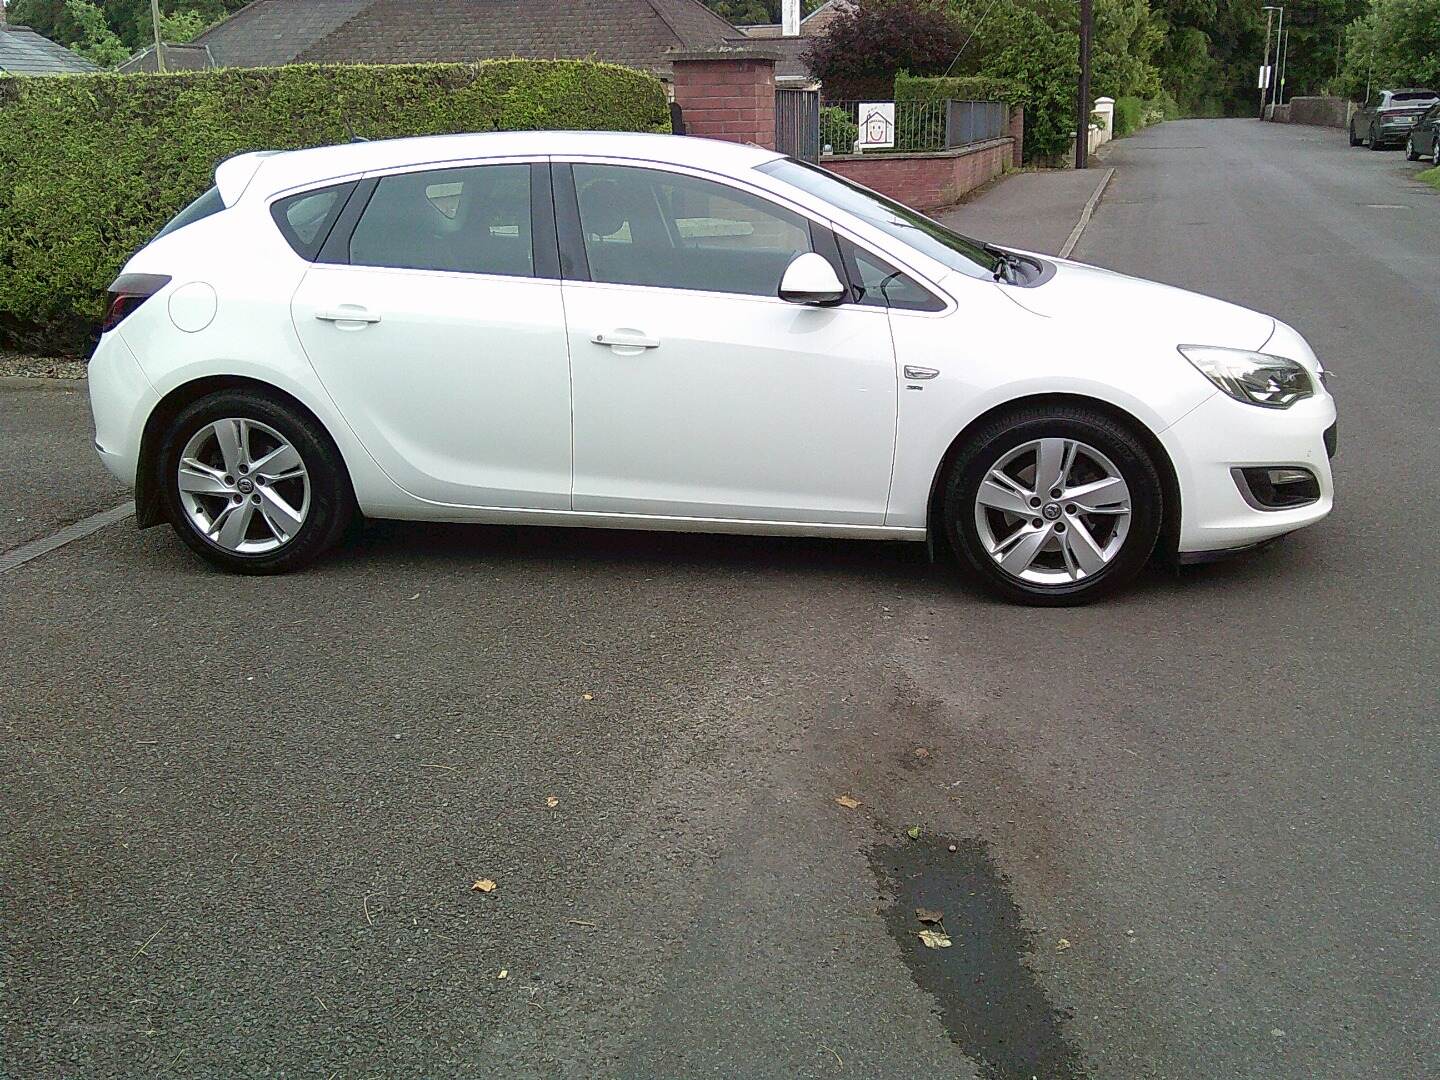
left=972, top=437, right=1132, bottom=585
left=177, top=418, right=311, bottom=554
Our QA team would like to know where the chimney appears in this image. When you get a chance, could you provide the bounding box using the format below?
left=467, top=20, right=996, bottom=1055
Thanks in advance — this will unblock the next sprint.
left=781, top=0, right=799, bottom=37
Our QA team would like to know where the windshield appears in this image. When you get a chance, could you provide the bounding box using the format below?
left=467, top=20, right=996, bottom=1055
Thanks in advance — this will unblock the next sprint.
left=756, top=157, right=1000, bottom=280
left=1391, top=91, right=1437, bottom=102
left=154, top=186, right=225, bottom=240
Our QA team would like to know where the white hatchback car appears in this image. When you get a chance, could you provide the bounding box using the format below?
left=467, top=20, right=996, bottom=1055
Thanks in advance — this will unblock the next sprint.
left=89, top=131, right=1336, bottom=604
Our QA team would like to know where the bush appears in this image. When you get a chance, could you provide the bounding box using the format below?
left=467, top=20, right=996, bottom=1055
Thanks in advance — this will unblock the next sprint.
left=895, top=72, right=1026, bottom=105
left=0, top=60, right=670, bottom=355
left=819, top=106, right=858, bottom=153
left=804, top=0, right=967, bottom=101
left=1112, top=95, right=1146, bottom=136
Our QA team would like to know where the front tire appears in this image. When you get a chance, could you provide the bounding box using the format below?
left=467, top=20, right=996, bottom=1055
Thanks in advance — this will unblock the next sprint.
left=943, top=407, right=1163, bottom=606
left=158, top=390, right=353, bottom=574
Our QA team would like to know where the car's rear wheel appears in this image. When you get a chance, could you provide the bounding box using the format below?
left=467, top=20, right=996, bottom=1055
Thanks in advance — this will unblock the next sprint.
left=1406, top=136, right=1420, bottom=161
left=1369, top=125, right=1383, bottom=150
left=1349, top=121, right=1361, bottom=147
left=943, top=407, right=1163, bottom=606
left=159, top=390, right=353, bottom=574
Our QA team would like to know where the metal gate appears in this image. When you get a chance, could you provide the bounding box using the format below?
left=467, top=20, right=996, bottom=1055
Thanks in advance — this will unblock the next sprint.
left=775, top=88, right=821, bottom=162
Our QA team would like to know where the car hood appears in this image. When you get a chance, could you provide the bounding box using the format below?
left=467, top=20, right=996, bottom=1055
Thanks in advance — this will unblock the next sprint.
left=1000, top=258, right=1276, bottom=352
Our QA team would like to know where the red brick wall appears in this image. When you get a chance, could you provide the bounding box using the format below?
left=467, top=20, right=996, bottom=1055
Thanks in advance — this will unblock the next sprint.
left=820, top=139, right=1015, bottom=211
left=671, top=56, right=777, bottom=150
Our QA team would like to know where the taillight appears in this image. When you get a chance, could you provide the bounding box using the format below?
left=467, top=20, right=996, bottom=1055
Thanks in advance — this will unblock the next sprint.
left=102, top=273, right=171, bottom=333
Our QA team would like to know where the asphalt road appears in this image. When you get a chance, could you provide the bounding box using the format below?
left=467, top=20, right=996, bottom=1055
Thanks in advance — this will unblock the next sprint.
left=3, top=119, right=1437, bottom=1079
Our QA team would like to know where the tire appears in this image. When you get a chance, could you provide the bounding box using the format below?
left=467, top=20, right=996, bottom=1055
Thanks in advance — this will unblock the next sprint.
left=1349, top=122, right=1361, bottom=147
left=1406, top=136, right=1420, bottom=161
left=942, top=406, right=1163, bottom=606
left=158, top=389, right=353, bottom=574
left=1369, top=125, right=1384, bottom=150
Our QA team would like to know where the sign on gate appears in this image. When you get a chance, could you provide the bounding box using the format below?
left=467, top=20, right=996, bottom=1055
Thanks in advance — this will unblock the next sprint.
left=857, top=102, right=895, bottom=150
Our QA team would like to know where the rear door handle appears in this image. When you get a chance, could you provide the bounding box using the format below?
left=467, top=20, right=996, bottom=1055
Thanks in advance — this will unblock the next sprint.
left=315, top=306, right=381, bottom=325
left=592, top=330, right=659, bottom=351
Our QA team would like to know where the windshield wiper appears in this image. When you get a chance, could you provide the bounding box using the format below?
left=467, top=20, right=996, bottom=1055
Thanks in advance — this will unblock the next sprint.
left=982, top=243, right=1026, bottom=283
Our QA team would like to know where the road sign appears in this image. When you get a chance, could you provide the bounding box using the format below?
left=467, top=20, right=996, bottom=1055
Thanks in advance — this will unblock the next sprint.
left=1258, top=65, right=1271, bottom=89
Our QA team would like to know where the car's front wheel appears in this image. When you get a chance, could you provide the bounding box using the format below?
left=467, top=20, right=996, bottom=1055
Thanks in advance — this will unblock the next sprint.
left=943, top=407, right=1164, bottom=606
left=159, top=389, right=353, bottom=574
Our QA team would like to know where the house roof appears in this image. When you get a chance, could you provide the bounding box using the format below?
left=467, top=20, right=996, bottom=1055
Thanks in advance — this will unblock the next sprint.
left=0, top=23, right=99, bottom=74
left=118, top=42, right=216, bottom=73
left=133, top=0, right=741, bottom=76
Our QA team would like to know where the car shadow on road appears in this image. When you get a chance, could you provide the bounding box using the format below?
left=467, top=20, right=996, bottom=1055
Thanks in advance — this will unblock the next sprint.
left=325, top=518, right=1317, bottom=607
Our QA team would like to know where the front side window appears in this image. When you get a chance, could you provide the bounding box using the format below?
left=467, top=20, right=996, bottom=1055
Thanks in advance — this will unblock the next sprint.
left=349, top=163, right=533, bottom=277
left=572, top=163, right=813, bottom=296
left=840, top=238, right=944, bottom=312
left=756, top=157, right=1000, bottom=281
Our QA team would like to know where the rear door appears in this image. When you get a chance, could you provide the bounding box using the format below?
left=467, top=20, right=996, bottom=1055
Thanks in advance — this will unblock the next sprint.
left=290, top=160, right=573, bottom=510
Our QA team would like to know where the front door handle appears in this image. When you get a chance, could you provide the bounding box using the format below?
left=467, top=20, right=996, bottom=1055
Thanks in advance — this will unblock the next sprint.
left=315, top=306, right=382, bottom=325
left=592, top=330, right=660, bottom=352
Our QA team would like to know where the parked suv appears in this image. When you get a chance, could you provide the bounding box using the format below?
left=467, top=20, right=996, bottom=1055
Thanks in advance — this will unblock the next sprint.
left=1350, top=88, right=1439, bottom=149
left=1405, top=101, right=1440, bottom=163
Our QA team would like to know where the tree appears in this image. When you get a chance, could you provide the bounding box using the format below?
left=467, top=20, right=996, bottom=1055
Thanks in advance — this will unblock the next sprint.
left=61, top=0, right=128, bottom=66
left=804, top=0, right=968, bottom=99
left=8, top=0, right=246, bottom=52
left=1338, top=0, right=1440, bottom=98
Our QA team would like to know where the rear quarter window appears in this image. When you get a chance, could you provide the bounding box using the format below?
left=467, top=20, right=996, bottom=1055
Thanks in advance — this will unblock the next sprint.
left=155, top=186, right=225, bottom=241
left=270, top=183, right=357, bottom=261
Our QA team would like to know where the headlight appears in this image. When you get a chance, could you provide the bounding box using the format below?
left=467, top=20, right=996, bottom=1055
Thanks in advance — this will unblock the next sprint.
left=1178, top=346, right=1315, bottom=409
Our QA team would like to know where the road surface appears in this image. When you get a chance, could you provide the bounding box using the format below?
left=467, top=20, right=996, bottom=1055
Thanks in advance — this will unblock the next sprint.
left=2, top=118, right=1436, bottom=1078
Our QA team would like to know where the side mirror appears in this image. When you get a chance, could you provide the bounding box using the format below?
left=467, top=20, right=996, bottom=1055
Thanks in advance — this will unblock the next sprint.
left=778, top=252, right=846, bottom=306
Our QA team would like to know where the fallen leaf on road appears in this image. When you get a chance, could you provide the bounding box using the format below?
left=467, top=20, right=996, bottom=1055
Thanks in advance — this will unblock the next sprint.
left=581, top=692, right=594, bottom=701
left=914, top=747, right=929, bottom=759
left=498, top=969, right=508, bottom=980
left=471, top=879, right=497, bottom=893
left=1056, top=938, right=1072, bottom=952
left=546, top=796, right=559, bottom=808
left=835, top=795, right=861, bottom=809
left=915, top=907, right=943, bottom=925
left=917, top=929, right=952, bottom=949
left=907, top=825, right=921, bottom=840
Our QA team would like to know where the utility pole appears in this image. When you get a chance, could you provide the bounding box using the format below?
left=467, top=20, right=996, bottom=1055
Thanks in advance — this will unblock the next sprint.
left=1075, top=0, right=1093, bottom=169
left=1260, top=6, right=1278, bottom=118
left=1268, top=6, right=1284, bottom=115
left=150, top=0, right=166, bottom=73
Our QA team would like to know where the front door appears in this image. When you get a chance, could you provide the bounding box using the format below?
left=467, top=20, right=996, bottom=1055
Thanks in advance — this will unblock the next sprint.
left=556, top=162, right=898, bottom=526
left=291, top=161, right=573, bottom=510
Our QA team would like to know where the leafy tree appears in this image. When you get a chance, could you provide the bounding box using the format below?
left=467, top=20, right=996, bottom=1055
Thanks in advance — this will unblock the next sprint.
left=8, top=0, right=245, bottom=52
left=1338, top=0, right=1440, bottom=98
left=61, top=0, right=128, bottom=66
left=803, top=0, right=968, bottom=99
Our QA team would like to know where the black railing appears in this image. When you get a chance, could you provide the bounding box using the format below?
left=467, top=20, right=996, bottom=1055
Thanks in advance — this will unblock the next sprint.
left=819, top=100, right=1008, bottom=155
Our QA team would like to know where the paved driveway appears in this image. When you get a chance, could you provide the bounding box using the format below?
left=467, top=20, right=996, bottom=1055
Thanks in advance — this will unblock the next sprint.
left=2, top=119, right=1436, bottom=1079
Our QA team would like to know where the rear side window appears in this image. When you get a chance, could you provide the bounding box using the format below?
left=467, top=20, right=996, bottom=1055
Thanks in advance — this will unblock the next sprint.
left=155, top=186, right=225, bottom=241
left=271, top=183, right=356, bottom=261
left=347, top=164, right=534, bottom=277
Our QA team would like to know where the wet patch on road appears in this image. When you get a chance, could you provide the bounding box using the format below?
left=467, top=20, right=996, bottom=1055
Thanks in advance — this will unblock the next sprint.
left=869, top=835, right=1086, bottom=1080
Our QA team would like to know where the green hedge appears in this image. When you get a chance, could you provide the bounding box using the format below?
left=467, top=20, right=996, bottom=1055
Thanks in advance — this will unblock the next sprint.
left=1113, top=95, right=1146, bottom=137
left=895, top=72, right=1026, bottom=106
left=0, top=60, right=670, bottom=355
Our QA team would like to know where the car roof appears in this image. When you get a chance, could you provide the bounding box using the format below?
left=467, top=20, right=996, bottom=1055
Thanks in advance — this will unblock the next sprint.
left=229, top=131, right=784, bottom=203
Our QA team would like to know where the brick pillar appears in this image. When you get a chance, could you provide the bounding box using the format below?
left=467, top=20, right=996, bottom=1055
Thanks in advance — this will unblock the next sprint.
left=668, top=47, right=779, bottom=150
left=1008, top=105, right=1025, bottom=168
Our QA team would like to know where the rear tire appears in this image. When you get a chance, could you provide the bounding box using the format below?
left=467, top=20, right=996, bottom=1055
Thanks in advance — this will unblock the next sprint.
left=942, top=406, right=1163, bottom=606
left=1368, top=125, right=1383, bottom=150
left=1348, top=121, right=1361, bottom=147
left=158, top=390, right=353, bottom=574
left=1406, top=136, right=1420, bottom=161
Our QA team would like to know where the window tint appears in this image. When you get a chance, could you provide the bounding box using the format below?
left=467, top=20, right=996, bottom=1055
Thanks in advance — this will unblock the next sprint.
left=271, top=183, right=353, bottom=260
left=840, top=239, right=944, bottom=312
left=349, top=164, right=533, bottom=277
left=572, top=164, right=813, bottom=296
left=156, top=186, right=225, bottom=241
left=1392, top=91, right=1436, bottom=102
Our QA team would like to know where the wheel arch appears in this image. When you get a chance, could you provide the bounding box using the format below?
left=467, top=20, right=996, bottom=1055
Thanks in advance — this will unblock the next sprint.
left=924, top=392, right=1182, bottom=562
left=134, top=374, right=352, bottom=529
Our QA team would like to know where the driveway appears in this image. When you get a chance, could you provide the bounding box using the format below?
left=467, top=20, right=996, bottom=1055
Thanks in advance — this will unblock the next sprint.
left=2, top=118, right=1436, bottom=1078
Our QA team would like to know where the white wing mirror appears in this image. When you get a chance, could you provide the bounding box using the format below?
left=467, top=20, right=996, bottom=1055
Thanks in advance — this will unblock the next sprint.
left=778, top=252, right=846, bottom=306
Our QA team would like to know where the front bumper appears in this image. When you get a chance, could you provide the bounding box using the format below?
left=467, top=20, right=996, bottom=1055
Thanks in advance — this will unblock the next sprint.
left=1161, top=389, right=1336, bottom=556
